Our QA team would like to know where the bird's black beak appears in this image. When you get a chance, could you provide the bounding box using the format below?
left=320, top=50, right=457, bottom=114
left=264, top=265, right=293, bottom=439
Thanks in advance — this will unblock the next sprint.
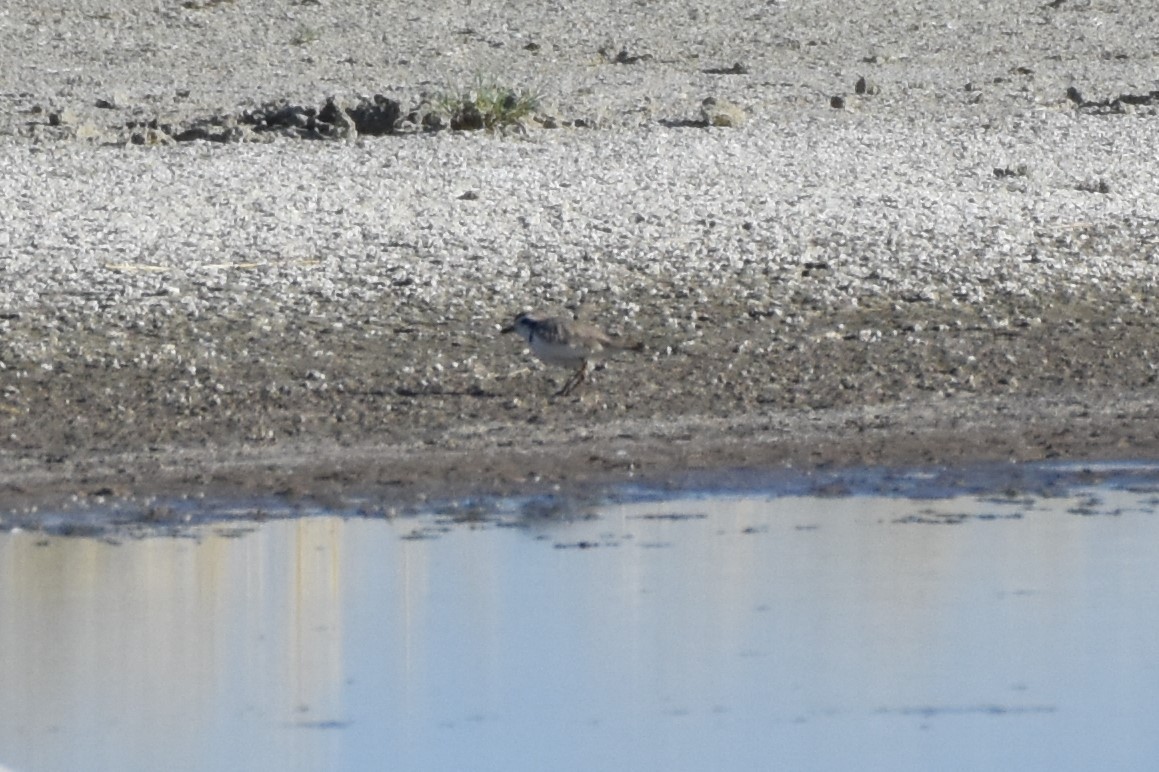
left=500, top=324, right=515, bottom=334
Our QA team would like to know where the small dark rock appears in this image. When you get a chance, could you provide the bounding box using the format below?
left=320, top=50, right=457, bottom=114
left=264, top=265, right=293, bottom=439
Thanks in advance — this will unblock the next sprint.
left=449, top=103, right=485, bottom=131
left=421, top=111, right=446, bottom=131
left=1118, top=90, right=1159, bottom=106
left=702, top=62, right=748, bottom=75
left=172, top=124, right=229, bottom=143
left=317, top=97, right=355, bottom=134
left=830, top=95, right=845, bottom=109
left=602, top=47, right=651, bottom=65
left=855, top=76, right=880, bottom=95
left=1076, top=179, right=1111, bottom=194
left=344, top=94, right=402, bottom=135
left=699, top=96, right=745, bottom=127
left=993, top=165, right=1029, bottom=178
left=244, top=102, right=315, bottom=131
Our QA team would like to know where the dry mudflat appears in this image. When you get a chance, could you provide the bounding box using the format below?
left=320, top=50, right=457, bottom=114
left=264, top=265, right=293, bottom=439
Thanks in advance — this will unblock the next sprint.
left=2, top=0, right=1159, bottom=519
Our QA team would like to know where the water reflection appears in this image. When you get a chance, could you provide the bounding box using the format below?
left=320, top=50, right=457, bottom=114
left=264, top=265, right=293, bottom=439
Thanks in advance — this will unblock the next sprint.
left=1, top=486, right=1158, bottom=771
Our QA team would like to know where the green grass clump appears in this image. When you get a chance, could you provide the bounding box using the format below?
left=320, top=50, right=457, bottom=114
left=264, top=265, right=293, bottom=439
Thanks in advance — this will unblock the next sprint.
left=436, top=80, right=540, bottom=131
left=290, top=26, right=320, bottom=46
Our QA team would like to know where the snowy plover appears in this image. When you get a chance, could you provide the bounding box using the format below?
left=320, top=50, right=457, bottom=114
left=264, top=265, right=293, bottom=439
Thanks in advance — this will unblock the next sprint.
left=501, top=312, right=642, bottom=396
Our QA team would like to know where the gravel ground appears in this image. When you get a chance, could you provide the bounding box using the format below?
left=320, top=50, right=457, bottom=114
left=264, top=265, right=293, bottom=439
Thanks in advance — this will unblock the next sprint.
left=2, top=0, right=1159, bottom=518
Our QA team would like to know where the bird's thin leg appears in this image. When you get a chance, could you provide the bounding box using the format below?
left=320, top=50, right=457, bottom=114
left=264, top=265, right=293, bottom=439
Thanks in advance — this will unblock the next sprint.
left=556, top=361, right=587, bottom=396
left=574, top=360, right=588, bottom=391
left=556, top=369, right=578, bottom=396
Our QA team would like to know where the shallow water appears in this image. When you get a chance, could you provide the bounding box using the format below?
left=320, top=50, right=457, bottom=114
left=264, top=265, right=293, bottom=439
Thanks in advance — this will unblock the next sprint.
left=2, top=478, right=1159, bottom=772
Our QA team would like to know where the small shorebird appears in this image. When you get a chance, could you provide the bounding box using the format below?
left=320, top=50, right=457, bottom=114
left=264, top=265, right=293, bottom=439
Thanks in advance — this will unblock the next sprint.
left=501, top=312, right=642, bottom=396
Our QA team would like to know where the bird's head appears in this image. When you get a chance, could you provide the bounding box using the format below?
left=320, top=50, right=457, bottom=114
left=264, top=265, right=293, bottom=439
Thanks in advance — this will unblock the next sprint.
left=500, top=312, right=537, bottom=341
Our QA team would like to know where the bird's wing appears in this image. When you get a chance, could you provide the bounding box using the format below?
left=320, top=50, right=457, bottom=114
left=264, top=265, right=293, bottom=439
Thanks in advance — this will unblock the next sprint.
left=579, top=323, right=643, bottom=352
